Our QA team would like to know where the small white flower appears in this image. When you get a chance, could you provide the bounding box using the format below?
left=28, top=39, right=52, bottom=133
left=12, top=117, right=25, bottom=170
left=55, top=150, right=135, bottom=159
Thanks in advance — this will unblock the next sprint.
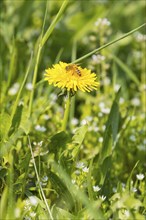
left=102, top=125, right=106, bottom=131
left=29, top=196, right=38, bottom=206
left=124, top=210, right=130, bottom=217
left=142, top=84, right=146, bottom=90
left=136, top=173, right=144, bottom=180
left=119, top=97, right=125, bottom=104
left=80, top=119, right=87, bottom=125
left=42, top=176, right=48, bottom=182
left=43, top=114, right=50, bottom=120
left=8, top=83, right=20, bottom=95
left=135, top=32, right=146, bottom=42
left=103, top=77, right=111, bottom=86
left=94, top=126, right=99, bottom=132
left=71, top=179, right=76, bottom=184
left=137, top=144, right=145, bottom=151
left=71, top=118, right=79, bottom=126
left=93, top=185, right=101, bottom=192
left=131, top=187, right=137, bottom=192
left=95, top=18, right=110, bottom=27
left=75, top=170, right=81, bottom=175
left=24, top=216, right=31, bottom=220
left=82, top=167, right=89, bottom=173
left=101, top=107, right=110, bottom=114
left=129, top=135, right=136, bottom=142
left=30, top=212, right=36, bottom=217
left=99, top=137, right=103, bottom=143
left=98, top=112, right=103, bottom=117
left=15, top=208, right=21, bottom=218
left=99, top=102, right=105, bottom=109
left=50, top=93, right=57, bottom=101
left=26, top=83, right=33, bottom=91
left=99, top=195, right=106, bottom=201
left=85, top=116, right=93, bottom=122
left=92, top=54, right=105, bottom=64
left=35, top=125, right=46, bottom=132
left=38, top=141, right=43, bottom=146
left=131, top=97, right=140, bottom=106
left=114, top=84, right=120, bottom=92
left=76, top=162, right=85, bottom=169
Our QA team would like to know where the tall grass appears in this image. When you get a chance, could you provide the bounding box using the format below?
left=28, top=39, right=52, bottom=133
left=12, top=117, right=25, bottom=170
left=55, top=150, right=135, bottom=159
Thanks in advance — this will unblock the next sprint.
left=0, top=1, right=145, bottom=219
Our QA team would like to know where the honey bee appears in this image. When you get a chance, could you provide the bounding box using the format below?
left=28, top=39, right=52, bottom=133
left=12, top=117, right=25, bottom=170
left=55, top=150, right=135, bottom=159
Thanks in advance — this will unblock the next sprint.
left=65, top=64, right=81, bottom=76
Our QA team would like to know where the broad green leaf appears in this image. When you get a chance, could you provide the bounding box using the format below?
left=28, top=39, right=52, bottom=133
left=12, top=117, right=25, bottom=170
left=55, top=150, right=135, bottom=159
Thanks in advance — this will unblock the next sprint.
left=0, top=113, right=11, bottom=140
left=9, top=104, right=23, bottom=136
left=98, top=89, right=121, bottom=185
left=0, top=186, right=8, bottom=220
left=72, top=125, right=88, bottom=145
left=71, top=125, right=88, bottom=157
left=53, top=207, right=75, bottom=219
left=0, top=128, right=24, bottom=157
left=99, top=88, right=121, bottom=164
left=49, top=131, right=70, bottom=151
left=48, top=170, right=74, bottom=210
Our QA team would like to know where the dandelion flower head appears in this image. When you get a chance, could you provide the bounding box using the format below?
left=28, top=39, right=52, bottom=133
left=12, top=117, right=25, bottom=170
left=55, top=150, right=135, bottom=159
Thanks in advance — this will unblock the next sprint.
left=44, top=62, right=99, bottom=92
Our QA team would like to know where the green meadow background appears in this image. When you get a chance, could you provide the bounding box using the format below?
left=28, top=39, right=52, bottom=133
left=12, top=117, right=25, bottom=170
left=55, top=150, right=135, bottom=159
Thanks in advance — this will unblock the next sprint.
left=0, top=0, right=146, bottom=219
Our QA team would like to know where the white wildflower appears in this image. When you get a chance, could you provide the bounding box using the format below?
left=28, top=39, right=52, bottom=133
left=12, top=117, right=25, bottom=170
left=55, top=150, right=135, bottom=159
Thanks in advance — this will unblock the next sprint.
left=8, top=83, right=20, bottom=95
left=131, top=97, right=140, bottom=106
left=93, top=185, right=101, bottom=192
left=29, top=196, right=38, bottom=206
left=99, top=195, right=106, bottom=201
left=35, top=125, right=46, bottom=132
left=136, top=173, right=144, bottom=180
left=76, top=162, right=85, bottom=169
left=71, top=118, right=79, bottom=126
left=82, top=167, right=89, bottom=173
left=26, top=83, right=33, bottom=91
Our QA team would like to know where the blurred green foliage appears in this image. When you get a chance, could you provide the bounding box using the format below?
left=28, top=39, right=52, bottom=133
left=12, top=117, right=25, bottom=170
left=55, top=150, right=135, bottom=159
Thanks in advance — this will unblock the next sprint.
left=0, top=0, right=145, bottom=219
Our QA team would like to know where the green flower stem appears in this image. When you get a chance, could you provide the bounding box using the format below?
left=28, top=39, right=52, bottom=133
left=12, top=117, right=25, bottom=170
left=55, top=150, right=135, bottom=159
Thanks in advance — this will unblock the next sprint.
left=62, top=92, right=72, bottom=131
left=73, top=23, right=146, bottom=64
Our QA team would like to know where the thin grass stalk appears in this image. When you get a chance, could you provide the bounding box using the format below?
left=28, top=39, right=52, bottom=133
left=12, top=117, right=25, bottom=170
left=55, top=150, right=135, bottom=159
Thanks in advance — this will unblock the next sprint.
left=28, top=136, right=54, bottom=220
left=53, top=162, right=104, bottom=219
left=73, top=23, right=146, bottom=64
left=41, top=0, right=69, bottom=47
left=10, top=52, right=33, bottom=122
left=69, top=40, right=77, bottom=129
left=28, top=0, right=69, bottom=117
left=62, top=91, right=71, bottom=131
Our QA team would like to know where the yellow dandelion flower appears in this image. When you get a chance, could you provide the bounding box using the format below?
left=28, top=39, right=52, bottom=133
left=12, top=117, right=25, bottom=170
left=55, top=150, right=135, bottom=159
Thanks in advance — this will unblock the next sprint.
left=44, top=61, right=99, bottom=92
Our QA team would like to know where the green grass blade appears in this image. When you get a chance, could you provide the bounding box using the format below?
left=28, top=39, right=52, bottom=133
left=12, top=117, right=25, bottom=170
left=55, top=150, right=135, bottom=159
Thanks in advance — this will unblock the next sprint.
left=111, top=53, right=140, bottom=86
left=53, top=162, right=105, bottom=219
left=10, top=52, right=33, bottom=122
left=98, top=89, right=121, bottom=185
left=28, top=136, right=54, bottom=220
left=73, top=23, right=146, bottom=64
left=41, top=0, right=69, bottom=47
left=28, top=0, right=69, bottom=117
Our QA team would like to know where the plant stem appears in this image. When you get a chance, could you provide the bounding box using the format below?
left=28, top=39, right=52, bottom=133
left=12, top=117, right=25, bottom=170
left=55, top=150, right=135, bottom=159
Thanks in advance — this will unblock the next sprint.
left=73, top=23, right=146, bottom=64
left=62, top=92, right=71, bottom=131
left=28, top=136, right=54, bottom=220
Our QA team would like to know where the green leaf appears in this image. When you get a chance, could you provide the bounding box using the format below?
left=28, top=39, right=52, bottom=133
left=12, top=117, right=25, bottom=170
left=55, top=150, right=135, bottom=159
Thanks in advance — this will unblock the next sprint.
left=48, top=170, right=74, bottom=210
left=49, top=131, right=70, bottom=151
left=98, top=89, right=121, bottom=185
left=99, top=89, right=121, bottom=164
left=9, top=104, right=23, bottom=136
left=0, top=128, right=24, bottom=157
left=111, top=53, right=140, bottom=86
left=0, top=113, right=11, bottom=141
left=71, top=125, right=88, bottom=157
left=72, top=125, right=88, bottom=146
